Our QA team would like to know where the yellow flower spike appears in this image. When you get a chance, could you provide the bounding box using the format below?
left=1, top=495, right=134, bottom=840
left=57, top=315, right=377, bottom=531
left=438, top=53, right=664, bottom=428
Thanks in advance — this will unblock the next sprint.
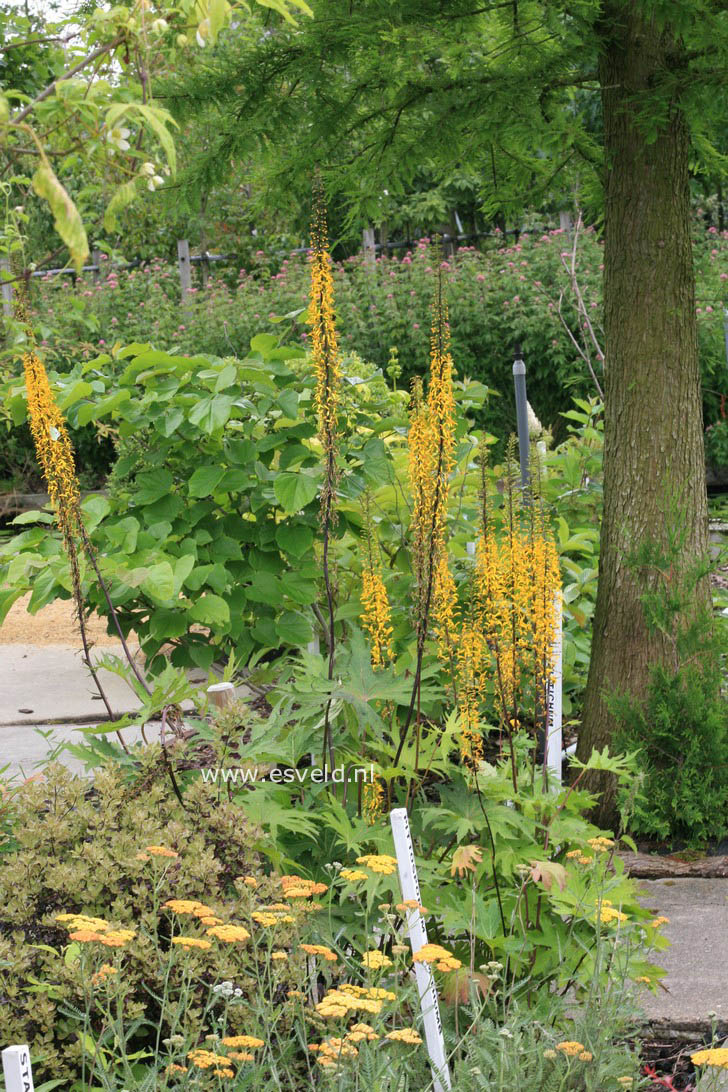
left=363, top=775, right=385, bottom=824
left=310, top=183, right=341, bottom=518
left=360, top=490, right=394, bottom=670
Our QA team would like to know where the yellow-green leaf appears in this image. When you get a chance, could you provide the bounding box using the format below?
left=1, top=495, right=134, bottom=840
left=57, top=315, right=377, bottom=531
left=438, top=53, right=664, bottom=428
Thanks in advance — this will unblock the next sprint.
left=32, top=163, right=89, bottom=273
left=104, top=178, right=139, bottom=232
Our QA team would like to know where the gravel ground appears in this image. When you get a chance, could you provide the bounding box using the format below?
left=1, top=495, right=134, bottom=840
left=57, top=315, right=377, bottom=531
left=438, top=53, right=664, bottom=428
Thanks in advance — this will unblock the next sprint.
left=0, top=593, right=135, bottom=646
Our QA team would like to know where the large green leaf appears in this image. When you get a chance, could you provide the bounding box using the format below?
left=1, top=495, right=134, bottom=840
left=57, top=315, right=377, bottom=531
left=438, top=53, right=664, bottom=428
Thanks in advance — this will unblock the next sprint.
left=273, top=471, right=319, bottom=513
left=189, top=394, right=234, bottom=433
left=275, top=522, right=314, bottom=558
left=190, top=594, right=230, bottom=627
left=188, top=465, right=226, bottom=497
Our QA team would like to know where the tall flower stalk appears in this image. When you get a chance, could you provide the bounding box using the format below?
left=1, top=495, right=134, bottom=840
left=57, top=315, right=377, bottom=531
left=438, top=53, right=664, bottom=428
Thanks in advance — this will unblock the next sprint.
left=394, top=270, right=455, bottom=766
left=310, top=185, right=341, bottom=769
left=360, top=492, right=394, bottom=670
left=16, top=287, right=129, bottom=744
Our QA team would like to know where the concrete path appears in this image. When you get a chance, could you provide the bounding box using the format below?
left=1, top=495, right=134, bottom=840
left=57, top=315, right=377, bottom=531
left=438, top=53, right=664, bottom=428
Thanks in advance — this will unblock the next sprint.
left=638, top=878, right=728, bottom=1035
left=0, top=644, right=144, bottom=725
left=0, top=642, right=214, bottom=779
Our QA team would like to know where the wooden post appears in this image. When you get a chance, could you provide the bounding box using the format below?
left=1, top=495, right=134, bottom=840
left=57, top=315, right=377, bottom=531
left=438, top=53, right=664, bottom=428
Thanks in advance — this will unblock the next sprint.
left=362, top=226, right=376, bottom=265
left=559, top=209, right=573, bottom=234
left=1, top=257, right=14, bottom=319
left=207, top=682, right=235, bottom=710
left=91, top=247, right=102, bottom=284
left=177, top=238, right=192, bottom=309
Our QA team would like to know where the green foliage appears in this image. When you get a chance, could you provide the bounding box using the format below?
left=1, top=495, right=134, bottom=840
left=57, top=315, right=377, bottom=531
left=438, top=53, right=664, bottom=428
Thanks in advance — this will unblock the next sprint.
left=0, top=337, right=416, bottom=671
left=451, top=989, right=643, bottom=1092
left=611, top=511, right=728, bottom=847
left=613, top=661, right=728, bottom=846
left=0, top=763, right=266, bottom=1084
left=705, top=418, right=728, bottom=469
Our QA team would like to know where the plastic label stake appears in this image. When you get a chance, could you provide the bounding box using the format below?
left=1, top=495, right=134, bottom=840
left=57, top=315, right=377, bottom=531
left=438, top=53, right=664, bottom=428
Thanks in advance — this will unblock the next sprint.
left=390, top=808, right=451, bottom=1092
left=545, top=591, right=563, bottom=782
left=2, top=1045, right=35, bottom=1092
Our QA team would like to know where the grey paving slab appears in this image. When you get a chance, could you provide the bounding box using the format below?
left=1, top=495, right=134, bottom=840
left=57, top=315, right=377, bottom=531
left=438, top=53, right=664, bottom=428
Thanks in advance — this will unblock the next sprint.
left=638, top=879, right=728, bottom=1034
left=0, top=720, right=168, bottom=781
left=0, top=644, right=144, bottom=724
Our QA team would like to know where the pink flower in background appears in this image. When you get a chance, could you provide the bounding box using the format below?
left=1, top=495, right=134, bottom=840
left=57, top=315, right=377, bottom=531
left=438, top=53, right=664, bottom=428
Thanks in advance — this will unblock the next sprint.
left=413, top=322, right=420, bottom=329
left=709, top=226, right=718, bottom=234
left=706, top=305, right=714, bottom=312
left=178, top=324, right=186, bottom=330
left=111, top=317, right=118, bottom=325
left=476, top=274, right=485, bottom=282
left=721, top=273, right=728, bottom=280
left=99, top=339, right=106, bottom=345
left=513, top=295, right=520, bottom=303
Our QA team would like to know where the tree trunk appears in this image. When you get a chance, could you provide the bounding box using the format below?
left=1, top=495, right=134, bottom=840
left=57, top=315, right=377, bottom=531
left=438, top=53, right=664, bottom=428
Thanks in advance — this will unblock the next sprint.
left=577, top=4, right=710, bottom=824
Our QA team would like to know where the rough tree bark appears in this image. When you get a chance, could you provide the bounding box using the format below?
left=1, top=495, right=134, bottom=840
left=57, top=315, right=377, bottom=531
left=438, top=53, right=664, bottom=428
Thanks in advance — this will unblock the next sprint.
left=577, top=3, right=711, bottom=823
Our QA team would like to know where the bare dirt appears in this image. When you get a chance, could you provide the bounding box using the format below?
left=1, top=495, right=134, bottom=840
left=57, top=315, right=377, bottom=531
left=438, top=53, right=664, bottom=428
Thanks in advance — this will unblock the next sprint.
left=0, top=593, right=136, bottom=646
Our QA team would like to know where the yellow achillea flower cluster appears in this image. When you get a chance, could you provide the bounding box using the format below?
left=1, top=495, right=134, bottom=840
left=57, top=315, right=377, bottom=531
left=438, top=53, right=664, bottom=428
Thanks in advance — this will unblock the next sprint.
left=556, top=1041, right=587, bottom=1057
left=340, top=868, right=368, bottom=883
left=587, top=836, right=614, bottom=853
left=145, top=845, right=178, bottom=858
left=90, top=964, right=118, bottom=986
left=172, top=936, right=212, bottom=951
left=188, top=1049, right=234, bottom=1078
left=691, top=1048, right=728, bottom=1070
left=649, top=916, right=670, bottom=929
left=396, top=900, right=428, bottom=916
left=361, top=950, right=392, bottom=970
left=281, top=874, right=328, bottom=897
left=356, top=854, right=398, bottom=875
left=316, top=984, right=396, bottom=1019
left=57, top=914, right=135, bottom=948
left=301, top=943, right=338, bottom=962
left=252, top=910, right=295, bottom=927
left=598, top=905, right=628, bottom=926
left=386, top=1028, right=423, bottom=1045
left=221, top=1035, right=264, bottom=1050
left=163, top=899, right=216, bottom=917
left=206, top=924, right=250, bottom=943
left=412, top=943, right=461, bottom=972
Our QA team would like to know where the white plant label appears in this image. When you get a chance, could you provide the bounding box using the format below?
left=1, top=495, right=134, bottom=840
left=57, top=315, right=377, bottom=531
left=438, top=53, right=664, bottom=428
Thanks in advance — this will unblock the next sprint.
left=545, top=591, right=563, bottom=782
left=2, top=1045, right=35, bottom=1092
left=390, top=808, right=451, bottom=1092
